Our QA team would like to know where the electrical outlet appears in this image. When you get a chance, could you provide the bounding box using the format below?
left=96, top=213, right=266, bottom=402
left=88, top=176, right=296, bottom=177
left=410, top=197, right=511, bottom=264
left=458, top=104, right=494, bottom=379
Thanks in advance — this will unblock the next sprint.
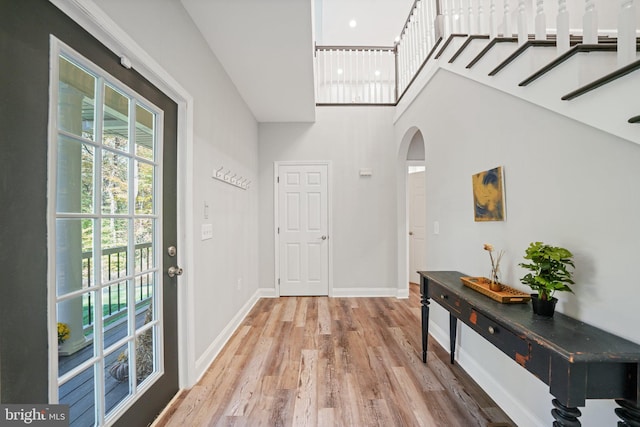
left=201, top=224, right=213, bottom=240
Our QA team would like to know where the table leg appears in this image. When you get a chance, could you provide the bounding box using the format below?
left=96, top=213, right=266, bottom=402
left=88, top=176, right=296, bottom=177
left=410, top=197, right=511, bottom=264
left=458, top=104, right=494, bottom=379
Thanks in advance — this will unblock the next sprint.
left=615, top=399, right=640, bottom=426
left=551, top=399, right=582, bottom=427
left=421, top=290, right=430, bottom=363
left=449, top=314, right=457, bottom=364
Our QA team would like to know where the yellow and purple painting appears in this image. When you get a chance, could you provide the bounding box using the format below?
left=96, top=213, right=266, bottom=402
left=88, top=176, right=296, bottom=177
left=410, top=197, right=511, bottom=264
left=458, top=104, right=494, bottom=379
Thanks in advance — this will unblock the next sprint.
left=472, top=166, right=505, bottom=221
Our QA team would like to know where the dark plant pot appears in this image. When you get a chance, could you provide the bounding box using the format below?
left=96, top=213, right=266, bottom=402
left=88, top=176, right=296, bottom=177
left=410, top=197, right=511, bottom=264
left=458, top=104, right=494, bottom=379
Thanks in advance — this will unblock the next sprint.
left=531, top=294, right=557, bottom=317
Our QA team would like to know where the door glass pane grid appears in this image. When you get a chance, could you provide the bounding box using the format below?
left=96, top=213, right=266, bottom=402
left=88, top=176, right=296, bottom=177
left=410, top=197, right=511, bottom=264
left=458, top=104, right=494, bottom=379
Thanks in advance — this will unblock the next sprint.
left=58, top=364, right=96, bottom=427
left=135, top=324, right=157, bottom=387
left=57, top=292, right=96, bottom=378
left=103, top=84, right=129, bottom=152
left=56, top=218, right=95, bottom=297
left=55, top=136, right=96, bottom=215
left=59, top=55, right=96, bottom=142
left=103, top=341, right=133, bottom=417
left=135, top=102, right=155, bottom=161
left=101, top=148, right=129, bottom=215
left=134, top=160, right=155, bottom=215
left=53, top=50, right=162, bottom=426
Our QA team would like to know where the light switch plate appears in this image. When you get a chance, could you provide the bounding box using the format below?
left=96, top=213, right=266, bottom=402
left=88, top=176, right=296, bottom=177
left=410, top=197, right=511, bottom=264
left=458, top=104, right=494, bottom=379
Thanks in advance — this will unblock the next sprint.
left=201, top=224, right=213, bottom=240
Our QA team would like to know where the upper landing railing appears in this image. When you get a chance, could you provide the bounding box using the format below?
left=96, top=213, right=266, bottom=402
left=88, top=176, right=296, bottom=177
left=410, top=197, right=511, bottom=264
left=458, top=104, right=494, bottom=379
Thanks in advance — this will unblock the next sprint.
left=315, top=0, right=639, bottom=106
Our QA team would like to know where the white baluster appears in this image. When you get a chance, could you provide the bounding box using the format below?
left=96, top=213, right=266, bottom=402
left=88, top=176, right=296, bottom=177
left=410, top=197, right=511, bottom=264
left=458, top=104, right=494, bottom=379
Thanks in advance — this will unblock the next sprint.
left=429, top=0, right=435, bottom=49
left=329, top=50, right=335, bottom=103
left=398, top=43, right=404, bottom=95
left=323, top=51, right=328, bottom=103
left=459, top=0, right=466, bottom=33
left=582, top=0, right=597, bottom=44
left=341, top=49, right=346, bottom=103
left=405, top=22, right=411, bottom=80
left=490, top=0, right=497, bottom=38
left=348, top=49, right=353, bottom=102
left=478, top=0, right=485, bottom=35
left=389, top=50, right=395, bottom=102
left=518, top=0, right=528, bottom=44
left=468, top=0, right=474, bottom=34
left=557, top=0, right=570, bottom=54
left=433, top=0, right=443, bottom=40
left=415, top=8, right=421, bottom=65
left=315, top=50, right=319, bottom=101
left=411, top=13, right=418, bottom=73
left=404, top=41, right=409, bottom=94
left=376, top=50, right=379, bottom=103
left=367, top=49, right=371, bottom=103
left=408, top=19, right=414, bottom=77
left=618, top=0, right=637, bottom=66
left=504, top=0, right=512, bottom=37
left=360, top=49, right=365, bottom=103
left=535, top=0, right=546, bottom=40
left=443, top=0, right=452, bottom=36
left=419, top=0, right=428, bottom=59
left=418, top=0, right=425, bottom=53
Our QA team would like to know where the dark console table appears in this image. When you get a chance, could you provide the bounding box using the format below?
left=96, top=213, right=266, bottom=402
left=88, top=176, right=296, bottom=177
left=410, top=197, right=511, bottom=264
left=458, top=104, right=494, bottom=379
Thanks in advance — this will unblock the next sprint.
left=419, top=271, right=640, bottom=426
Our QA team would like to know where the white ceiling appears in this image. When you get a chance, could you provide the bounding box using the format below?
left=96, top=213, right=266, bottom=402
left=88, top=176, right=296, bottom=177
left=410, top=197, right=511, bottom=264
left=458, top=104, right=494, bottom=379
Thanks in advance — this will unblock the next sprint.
left=318, top=0, right=414, bottom=46
left=181, top=0, right=412, bottom=123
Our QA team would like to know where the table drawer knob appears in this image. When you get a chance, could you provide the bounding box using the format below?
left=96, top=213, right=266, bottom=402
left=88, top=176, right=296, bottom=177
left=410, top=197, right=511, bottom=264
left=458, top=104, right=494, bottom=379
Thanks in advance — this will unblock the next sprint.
left=440, top=294, right=448, bottom=300
left=488, top=326, right=496, bottom=334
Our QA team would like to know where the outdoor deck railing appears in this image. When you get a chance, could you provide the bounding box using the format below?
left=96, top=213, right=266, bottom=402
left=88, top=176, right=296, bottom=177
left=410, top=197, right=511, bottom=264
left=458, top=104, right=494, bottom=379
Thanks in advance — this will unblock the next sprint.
left=81, top=242, right=153, bottom=334
left=315, top=0, right=638, bottom=105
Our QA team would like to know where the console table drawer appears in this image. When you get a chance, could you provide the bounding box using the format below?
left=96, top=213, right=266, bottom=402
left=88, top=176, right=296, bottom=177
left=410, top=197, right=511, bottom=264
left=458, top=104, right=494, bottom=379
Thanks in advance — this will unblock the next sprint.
left=468, top=309, right=529, bottom=360
left=429, top=282, right=462, bottom=315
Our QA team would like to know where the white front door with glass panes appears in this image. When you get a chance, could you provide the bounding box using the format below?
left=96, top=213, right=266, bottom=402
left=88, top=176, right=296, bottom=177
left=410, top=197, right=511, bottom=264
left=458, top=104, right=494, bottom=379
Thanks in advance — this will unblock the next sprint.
left=50, top=42, right=169, bottom=426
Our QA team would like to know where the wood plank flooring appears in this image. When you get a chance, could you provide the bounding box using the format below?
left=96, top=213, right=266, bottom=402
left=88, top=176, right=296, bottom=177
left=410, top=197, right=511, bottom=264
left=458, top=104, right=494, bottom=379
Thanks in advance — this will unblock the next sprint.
left=153, top=284, right=515, bottom=427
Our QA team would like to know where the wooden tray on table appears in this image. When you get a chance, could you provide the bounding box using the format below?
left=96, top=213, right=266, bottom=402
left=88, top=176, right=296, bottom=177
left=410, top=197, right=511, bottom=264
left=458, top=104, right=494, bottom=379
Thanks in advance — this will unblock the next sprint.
left=460, top=277, right=530, bottom=304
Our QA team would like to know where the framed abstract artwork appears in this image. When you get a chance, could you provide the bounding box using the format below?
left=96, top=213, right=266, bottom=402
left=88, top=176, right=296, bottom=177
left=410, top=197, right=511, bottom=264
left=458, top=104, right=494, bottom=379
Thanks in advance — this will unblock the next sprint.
left=472, top=166, right=505, bottom=221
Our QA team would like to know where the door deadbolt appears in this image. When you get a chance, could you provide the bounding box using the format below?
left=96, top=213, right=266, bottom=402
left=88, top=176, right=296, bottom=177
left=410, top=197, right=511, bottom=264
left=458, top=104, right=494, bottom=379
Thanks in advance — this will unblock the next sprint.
left=167, top=246, right=177, bottom=257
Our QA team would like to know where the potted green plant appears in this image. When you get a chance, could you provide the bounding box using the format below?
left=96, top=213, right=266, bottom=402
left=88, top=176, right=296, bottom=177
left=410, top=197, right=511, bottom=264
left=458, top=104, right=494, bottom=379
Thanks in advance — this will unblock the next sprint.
left=519, top=242, right=575, bottom=317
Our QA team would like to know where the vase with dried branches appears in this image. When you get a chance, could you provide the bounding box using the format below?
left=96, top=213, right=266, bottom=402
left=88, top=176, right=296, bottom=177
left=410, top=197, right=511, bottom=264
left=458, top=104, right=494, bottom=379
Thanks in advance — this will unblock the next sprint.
left=484, top=243, right=504, bottom=291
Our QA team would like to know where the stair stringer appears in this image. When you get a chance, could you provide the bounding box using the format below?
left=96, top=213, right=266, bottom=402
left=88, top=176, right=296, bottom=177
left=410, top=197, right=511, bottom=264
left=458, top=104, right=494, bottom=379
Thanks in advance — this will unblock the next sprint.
left=394, top=35, right=640, bottom=146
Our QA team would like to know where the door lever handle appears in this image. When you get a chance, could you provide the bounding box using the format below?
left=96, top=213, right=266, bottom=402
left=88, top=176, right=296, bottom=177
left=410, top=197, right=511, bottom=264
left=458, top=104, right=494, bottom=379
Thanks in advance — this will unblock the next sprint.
left=168, top=266, right=183, bottom=278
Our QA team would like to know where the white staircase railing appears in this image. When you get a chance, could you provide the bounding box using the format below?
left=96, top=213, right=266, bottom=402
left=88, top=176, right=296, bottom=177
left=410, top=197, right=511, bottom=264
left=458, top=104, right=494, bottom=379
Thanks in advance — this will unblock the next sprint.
left=315, top=47, right=396, bottom=104
left=315, top=1, right=639, bottom=105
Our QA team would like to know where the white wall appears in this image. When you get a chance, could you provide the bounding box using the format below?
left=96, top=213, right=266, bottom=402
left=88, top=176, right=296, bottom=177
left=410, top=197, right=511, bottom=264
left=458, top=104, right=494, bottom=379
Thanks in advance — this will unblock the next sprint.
left=258, top=107, right=398, bottom=295
left=395, top=68, right=640, bottom=426
left=93, top=0, right=260, bottom=383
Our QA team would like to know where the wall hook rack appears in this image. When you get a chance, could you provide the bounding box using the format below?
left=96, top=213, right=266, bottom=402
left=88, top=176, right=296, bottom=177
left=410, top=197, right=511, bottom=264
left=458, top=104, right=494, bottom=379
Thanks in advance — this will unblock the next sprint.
left=213, top=166, right=250, bottom=190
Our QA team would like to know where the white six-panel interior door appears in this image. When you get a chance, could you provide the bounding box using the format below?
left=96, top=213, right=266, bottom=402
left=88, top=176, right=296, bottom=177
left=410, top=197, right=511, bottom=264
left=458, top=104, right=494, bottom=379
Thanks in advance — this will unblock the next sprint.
left=277, top=163, right=330, bottom=296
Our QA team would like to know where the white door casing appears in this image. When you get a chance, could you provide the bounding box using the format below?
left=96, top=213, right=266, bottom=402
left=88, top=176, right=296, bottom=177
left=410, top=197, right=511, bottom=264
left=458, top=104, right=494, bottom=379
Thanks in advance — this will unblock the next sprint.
left=409, top=170, right=426, bottom=284
left=276, top=162, right=330, bottom=296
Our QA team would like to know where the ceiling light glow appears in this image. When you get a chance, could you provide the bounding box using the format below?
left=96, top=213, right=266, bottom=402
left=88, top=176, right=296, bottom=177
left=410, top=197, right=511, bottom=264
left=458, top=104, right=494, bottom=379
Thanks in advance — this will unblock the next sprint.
left=349, top=19, right=357, bottom=28
left=337, top=68, right=344, bottom=75
left=374, top=70, right=381, bottom=76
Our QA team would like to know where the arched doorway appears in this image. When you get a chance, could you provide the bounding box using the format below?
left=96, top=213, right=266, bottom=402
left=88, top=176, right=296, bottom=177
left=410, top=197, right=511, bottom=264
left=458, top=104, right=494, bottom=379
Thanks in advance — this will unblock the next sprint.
left=396, top=127, right=426, bottom=297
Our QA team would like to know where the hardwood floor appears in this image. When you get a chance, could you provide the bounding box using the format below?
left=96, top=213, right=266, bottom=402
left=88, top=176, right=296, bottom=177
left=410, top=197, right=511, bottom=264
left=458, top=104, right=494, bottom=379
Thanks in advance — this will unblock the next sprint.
left=153, top=284, right=515, bottom=427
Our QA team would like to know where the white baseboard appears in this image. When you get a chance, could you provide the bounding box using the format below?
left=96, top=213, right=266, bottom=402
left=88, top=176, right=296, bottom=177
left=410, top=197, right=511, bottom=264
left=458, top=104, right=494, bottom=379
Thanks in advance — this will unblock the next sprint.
left=396, top=287, right=409, bottom=299
left=193, top=288, right=262, bottom=383
left=256, top=287, right=278, bottom=298
left=428, top=319, right=544, bottom=427
left=331, top=287, right=399, bottom=297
